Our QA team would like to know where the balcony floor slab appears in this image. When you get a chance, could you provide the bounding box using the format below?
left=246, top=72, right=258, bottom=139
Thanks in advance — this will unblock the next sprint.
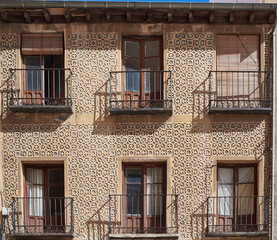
left=9, top=105, right=73, bottom=113
left=109, top=233, right=179, bottom=240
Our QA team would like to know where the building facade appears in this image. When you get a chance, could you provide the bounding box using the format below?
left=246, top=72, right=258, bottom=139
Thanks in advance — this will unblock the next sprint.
left=0, top=1, right=275, bottom=240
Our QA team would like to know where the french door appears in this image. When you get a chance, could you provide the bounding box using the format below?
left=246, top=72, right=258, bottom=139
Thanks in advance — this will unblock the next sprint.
left=25, top=166, right=64, bottom=233
left=217, top=164, right=257, bottom=232
left=23, top=55, right=64, bottom=105
left=122, top=37, right=163, bottom=108
left=123, top=163, right=166, bottom=233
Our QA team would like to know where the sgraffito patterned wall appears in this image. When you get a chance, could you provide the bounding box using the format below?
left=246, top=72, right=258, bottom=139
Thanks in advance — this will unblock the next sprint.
left=0, top=30, right=272, bottom=240
left=2, top=122, right=271, bottom=239
left=67, top=33, right=118, bottom=115
left=0, top=33, right=16, bottom=117
left=167, top=32, right=213, bottom=115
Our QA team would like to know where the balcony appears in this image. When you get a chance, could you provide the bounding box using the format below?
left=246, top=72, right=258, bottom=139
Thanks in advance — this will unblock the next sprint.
left=12, top=197, right=74, bottom=238
left=108, top=194, right=178, bottom=238
left=109, top=71, right=173, bottom=115
left=8, top=68, right=72, bottom=113
left=205, top=196, right=269, bottom=237
left=208, top=71, right=272, bottom=113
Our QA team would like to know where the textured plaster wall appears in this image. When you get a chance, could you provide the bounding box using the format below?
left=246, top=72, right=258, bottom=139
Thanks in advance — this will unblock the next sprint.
left=0, top=24, right=273, bottom=240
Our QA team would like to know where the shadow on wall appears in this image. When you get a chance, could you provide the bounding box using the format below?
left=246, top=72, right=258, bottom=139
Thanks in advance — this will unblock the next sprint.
left=192, top=76, right=210, bottom=123
left=93, top=79, right=110, bottom=124
left=87, top=200, right=113, bottom=240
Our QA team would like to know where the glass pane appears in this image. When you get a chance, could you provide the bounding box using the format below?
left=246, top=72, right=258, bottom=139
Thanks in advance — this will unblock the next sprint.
left=49, top=198, right=64, bottom=217
left=238, top=184, right=254, bottom=197
left=145, top=58, right=160, bottom=71
left=238, top=167, right=254, bottom=183
left=125, top=58, right=140, bottom=71
left=48, top=169, right=64, bottom=184
left=126, top=169, right=142, bottom=183
left=125, top=72, right=139, bottom=92
left=49, top=185, right=64, bottom=198
left=218, top=185, right=233, bottom=216
left=28, top=185, right=44, bottom=216
left=147, top=168, right=163, bottom=183
left=147, top=192, right=163, bottom=215
left=218, top=168, right=234, bottom=183
left=127, top=185, right=141, bottom=215
left=145, top=40, right=159, bottom=57
left=25, top=57, right=41, bottom=91
left=145, top=58, right=160, bottom=92
left=28, top=169, right=44, bottom=185
left=125, top=41, right=139, bottom=58
left=238, top=184, right=255, bottom=215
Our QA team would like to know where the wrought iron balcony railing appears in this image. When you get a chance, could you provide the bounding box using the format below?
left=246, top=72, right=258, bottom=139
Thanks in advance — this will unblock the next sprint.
left=206, top=196, right=269, bottom=236
left=12, top=197, right=74, bottom=236
left=109, top=71, right=173, bottom=115
left=109, top=194, right=178, bottom=234
left=208, top=71, right=272, bottom=113
left=8, top=68, right=73, bottom=113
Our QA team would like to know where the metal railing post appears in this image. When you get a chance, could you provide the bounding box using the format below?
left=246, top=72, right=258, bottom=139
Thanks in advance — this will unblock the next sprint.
left=176, top=194, right=179, bottom=233
left=69, top=70, right=73, bottom=106
left=12, top=197, right=15, bottom=234
left=69, top=197, right=74, bottom=234
left=206, top=197, right=209, bottom=235
left=109, top=195, right=111, bottom=234
left=208, top=72, right=212, bottom=111
left=9, top=70, right=14, bottom=106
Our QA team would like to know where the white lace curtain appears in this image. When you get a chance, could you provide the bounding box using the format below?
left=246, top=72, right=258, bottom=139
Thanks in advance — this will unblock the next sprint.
left=28, top=169, right=44, bottom=216
left=218, top=167, right=254, bottom=216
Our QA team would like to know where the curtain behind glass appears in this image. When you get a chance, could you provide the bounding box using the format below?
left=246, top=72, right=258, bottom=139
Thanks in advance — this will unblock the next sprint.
left=28, top=169, right=44, bottom=216
left=238, top=167, right=255, bottom=215
left=147, top=168, right=163, bottom=215
left=218, top=168, right=234, bottom=216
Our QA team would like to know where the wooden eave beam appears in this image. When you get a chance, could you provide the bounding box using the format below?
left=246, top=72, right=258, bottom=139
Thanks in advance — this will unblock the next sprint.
left=167, top=11, right=172, bottom=23
left=126, top=10, right=131, bottom=22
left=64, top=9, right=71, bottom=22
left=249, top=12, right=255, bottom=23
left=105, top=9, right=111, bottom=22
left=188, top=11, right=193, bottom=23
left=209, top=11, right=215, bottom=23
left=0, top=12, right=8, bottom=22
left=229, top=12, right=234, bottom=23
left=147, top=11, right=153, bottom=23
left=269, top=12, right=275, bottom=24
left=43, top=9, right=51, bottom=23
left=85, top=10, right=91, bottom=22
left=24, top=11, right=31, bottom=23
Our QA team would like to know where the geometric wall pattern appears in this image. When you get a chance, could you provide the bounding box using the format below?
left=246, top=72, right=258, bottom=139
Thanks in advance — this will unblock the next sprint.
left=67, top=33, right=118, bottom=115
left=0, top=31, right=272, bottom=239
left=2, top=121, right=271, bottom=239
left=167, top=33, right=213, bottom=115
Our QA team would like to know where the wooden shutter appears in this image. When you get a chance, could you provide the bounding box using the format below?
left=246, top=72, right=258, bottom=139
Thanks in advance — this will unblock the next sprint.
left=21, top=34, right=63, bottom=55
left=216, top=35, right=259, bottom=98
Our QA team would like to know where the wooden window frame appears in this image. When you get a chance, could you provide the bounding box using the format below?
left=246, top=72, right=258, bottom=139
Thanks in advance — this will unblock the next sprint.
left=122, top=37, right=164, bottom=105
left=122, top=162, right=167, bottom=232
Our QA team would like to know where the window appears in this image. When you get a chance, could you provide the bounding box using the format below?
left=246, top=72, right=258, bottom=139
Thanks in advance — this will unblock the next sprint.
left=122, top=37, right=163, bottom=107
left=21, top=34, right=64, bottom=105
left=123, top=162, right=166, bottom=233
left=24, top=165, right=64, bottom=233
left=217, top=164, right=257, bottom=232
left=216, top=35, right=260, bottom=100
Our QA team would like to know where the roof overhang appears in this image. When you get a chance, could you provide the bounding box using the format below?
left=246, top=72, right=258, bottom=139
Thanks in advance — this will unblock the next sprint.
left=0, top=1, right=276, bottom=24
